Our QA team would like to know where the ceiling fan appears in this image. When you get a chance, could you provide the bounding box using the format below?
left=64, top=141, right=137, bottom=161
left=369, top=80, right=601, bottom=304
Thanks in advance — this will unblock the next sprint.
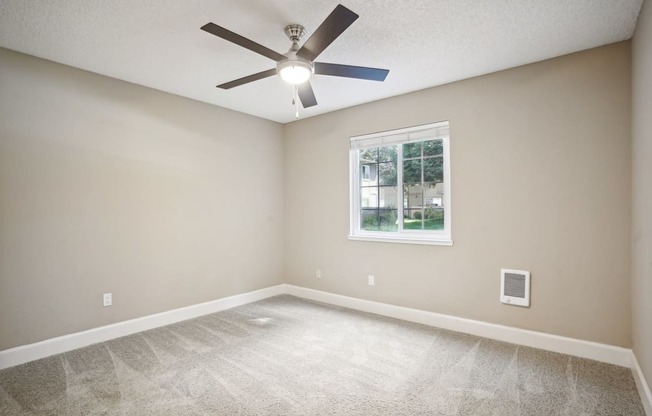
left=200, top=4, right=389, bottom=111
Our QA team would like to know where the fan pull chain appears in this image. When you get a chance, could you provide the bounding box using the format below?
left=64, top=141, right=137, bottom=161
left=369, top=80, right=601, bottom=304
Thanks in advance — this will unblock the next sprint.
left=293, top=84, right=299, bottom=119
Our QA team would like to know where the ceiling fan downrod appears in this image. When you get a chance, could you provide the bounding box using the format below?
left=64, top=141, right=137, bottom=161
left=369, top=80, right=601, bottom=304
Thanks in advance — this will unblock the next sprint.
left=284, top=24, right=305, bottom=43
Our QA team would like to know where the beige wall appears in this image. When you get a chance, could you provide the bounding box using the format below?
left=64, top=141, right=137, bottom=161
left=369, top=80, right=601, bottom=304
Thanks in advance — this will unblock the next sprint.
left=284, top=42, right=632, bottom=347
left=0, top=48, right=285, bottom=350
left=632, top=0, right=652, bottom=389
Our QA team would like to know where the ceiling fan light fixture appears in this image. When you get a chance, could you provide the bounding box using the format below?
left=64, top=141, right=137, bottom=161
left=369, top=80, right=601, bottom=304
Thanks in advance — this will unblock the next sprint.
left=277, top=59, right=313, bottom=85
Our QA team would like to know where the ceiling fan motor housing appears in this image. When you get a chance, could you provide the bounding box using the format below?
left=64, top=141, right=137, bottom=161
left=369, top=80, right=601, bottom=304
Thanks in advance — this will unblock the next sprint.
left=278, top=24, right=313, bottom=84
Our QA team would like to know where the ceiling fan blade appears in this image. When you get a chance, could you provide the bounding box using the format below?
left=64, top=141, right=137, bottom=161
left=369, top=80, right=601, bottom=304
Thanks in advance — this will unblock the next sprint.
left=217, top=68, right=277, bottom=89
left=315, top=62, right=389, bottom=81
left=201, top=23, right=286, bottom=62
left=298, top=81, right=318, bottom=108
left=297, top=4, right=359, bottom=62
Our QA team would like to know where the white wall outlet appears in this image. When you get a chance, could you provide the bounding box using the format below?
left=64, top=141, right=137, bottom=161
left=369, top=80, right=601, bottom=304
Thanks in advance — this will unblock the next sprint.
left=368, top=275, right=375, bottom=286
left=316, top=268, right=322, bottom=279
left=103, top=292, right=112, bottom=307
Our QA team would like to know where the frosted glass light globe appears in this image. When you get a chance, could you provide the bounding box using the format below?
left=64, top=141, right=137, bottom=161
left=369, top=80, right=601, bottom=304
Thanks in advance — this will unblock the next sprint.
left=277, top=60, right=313, bottom=84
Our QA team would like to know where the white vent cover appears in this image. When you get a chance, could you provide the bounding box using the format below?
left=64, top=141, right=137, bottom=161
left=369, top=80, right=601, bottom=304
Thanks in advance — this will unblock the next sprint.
left=500, top=269, right=530, bottom=307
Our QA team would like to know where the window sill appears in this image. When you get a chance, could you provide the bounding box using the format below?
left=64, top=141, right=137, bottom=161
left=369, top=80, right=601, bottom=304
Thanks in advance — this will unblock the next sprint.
left=348, top=234, right=454, bottom=246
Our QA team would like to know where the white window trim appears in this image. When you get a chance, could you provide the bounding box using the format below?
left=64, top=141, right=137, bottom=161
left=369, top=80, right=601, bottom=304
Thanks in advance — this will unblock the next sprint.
left=349, top=121, right=453, bottom=246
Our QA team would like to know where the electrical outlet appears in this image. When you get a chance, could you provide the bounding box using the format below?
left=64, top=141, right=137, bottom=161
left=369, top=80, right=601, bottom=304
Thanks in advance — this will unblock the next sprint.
left=316, top=268, right=322, bottom=279
left=368, top=275, right=375, bottom=286
left=103, top=292, right=112, bottom=307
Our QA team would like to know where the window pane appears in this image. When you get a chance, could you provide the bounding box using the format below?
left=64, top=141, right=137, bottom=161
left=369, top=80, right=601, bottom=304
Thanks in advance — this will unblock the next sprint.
left=379, top=209, right=398, bottom=231
left=378, top=162, right=397, bottom=185
left=423, top=157, right=443, bottom=182
left=404, top=184, right=423, bottom=209
left=361, top=187, right=378, bottom=208
left=360, top=164, right=378, bottom=186
left=360, top=148, right=378, bottom=163
left=403, top=159, right=421, bottom=184
left=424, top=183, right=444, bottom=203
left=361, top=209, right=379, bottom=231
left=424, top=207, right=444, bottom=230
left=403, top=210, right=423, bottom=230
left=379, top=186, right=397, bottom=208
left=378, top=146, right=397, bottom=162
left=423, top=139, right=443, bottom=156
left=403, top=142, right=421, bottom=158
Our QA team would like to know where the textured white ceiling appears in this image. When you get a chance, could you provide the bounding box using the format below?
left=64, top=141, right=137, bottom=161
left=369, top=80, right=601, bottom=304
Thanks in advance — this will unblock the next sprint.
left=0, top=0, right=644, bottom=124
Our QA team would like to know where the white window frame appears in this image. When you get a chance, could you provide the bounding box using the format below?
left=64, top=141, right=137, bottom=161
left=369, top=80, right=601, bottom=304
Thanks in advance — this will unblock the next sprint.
left=349, top=121, right=452, bottom=246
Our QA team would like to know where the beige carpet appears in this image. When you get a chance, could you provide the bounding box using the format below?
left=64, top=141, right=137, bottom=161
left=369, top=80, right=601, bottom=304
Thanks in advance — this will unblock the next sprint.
left=0, top=295, right=645, bottom=415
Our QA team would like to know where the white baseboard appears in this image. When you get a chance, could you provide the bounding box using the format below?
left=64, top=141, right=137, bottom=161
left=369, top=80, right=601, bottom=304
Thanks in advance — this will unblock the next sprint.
left=0, top=285, right=285, bottom=370
left=632, top=352, right=652, bottom=415
left=284, top=285, right=633, bottom=368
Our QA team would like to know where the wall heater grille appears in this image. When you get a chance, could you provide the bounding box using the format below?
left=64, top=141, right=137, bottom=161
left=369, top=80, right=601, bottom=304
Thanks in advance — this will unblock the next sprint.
left=500, top=269, right=530, bottom=307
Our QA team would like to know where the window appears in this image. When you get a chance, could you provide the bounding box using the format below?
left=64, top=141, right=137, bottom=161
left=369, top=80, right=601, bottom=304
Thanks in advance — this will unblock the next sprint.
left=349, top=121, right=452, bottom=245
